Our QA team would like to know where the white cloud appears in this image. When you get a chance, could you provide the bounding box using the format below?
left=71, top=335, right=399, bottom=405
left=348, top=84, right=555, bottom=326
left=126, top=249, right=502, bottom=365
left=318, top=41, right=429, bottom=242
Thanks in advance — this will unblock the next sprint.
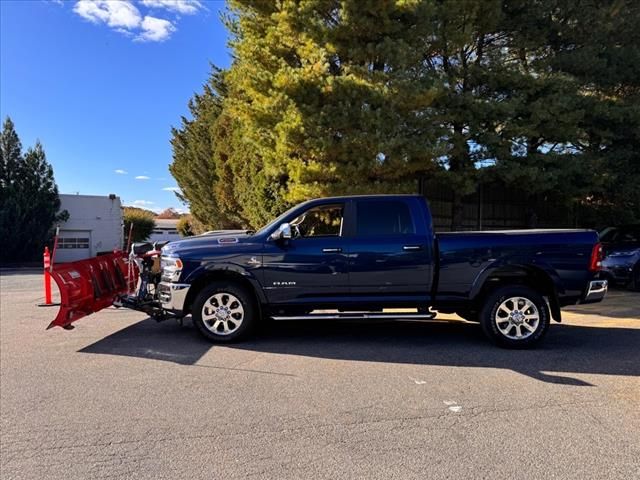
left=131, top=200, right=154, bottom=206
left=136, top=16, right=175, bottom=42
left=73, top=1, right=141, bottom=29
left=135, top=175, right=151, bottom=180
left=140, top=0, right=203, bottom=15
left=72, top=1, right=178, bottom=42
left=162, top=186, right=181, bottom=192
left=114, top=169, right=128, bottom=174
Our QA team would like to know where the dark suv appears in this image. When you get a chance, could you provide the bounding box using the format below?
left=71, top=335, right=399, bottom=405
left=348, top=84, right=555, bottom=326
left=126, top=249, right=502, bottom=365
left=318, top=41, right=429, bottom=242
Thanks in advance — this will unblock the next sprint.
left=600, top=225, right=640, bottom=290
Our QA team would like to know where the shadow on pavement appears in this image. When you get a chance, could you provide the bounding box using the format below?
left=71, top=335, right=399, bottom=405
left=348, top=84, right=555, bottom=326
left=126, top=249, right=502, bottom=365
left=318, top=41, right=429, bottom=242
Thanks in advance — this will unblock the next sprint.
left=79, top=316, right=640, bottom=386
left=79, top=317, right=213, bottom=366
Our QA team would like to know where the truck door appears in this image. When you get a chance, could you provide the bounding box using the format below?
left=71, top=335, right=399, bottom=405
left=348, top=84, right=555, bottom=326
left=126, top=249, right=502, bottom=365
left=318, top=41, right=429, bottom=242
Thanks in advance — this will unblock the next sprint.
left=346, top=197, right=433, bottom=302
left=261, top=202, right=350, bottom=305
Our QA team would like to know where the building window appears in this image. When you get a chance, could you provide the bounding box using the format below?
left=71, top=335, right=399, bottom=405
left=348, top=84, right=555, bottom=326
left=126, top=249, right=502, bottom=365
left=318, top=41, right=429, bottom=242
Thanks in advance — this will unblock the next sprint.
left=59, top=238, right=90, bottom=249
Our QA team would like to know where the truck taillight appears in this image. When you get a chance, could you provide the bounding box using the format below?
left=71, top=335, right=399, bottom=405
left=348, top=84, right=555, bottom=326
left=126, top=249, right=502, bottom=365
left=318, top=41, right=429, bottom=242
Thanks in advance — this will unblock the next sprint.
left=589, top=242, right=603, bottom=272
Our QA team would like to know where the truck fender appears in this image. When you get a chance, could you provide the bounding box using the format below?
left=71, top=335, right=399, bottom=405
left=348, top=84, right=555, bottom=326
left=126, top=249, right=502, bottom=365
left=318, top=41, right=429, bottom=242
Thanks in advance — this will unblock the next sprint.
left=469, top=261, right=563, bottom=322
left=183, top=263, right=267, bottom=313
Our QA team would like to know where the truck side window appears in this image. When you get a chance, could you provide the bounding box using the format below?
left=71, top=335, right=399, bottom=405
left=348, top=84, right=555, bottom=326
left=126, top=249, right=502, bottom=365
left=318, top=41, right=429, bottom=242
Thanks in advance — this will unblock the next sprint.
left=356, top=200, right=415, bottom=236
left=291, top=204, right=344, bottom=238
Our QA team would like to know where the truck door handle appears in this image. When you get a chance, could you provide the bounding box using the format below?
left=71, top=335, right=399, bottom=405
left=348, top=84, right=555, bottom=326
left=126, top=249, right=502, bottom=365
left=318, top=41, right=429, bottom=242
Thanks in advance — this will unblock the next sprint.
left=322, top=248, right=342, bottom=253
left=403, top=245, right=423, bottom=251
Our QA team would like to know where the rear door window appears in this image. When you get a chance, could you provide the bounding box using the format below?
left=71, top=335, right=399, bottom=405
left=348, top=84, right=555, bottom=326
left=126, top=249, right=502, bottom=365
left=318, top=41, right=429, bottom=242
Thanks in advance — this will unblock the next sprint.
left=356, top=200, right=415, bottom=236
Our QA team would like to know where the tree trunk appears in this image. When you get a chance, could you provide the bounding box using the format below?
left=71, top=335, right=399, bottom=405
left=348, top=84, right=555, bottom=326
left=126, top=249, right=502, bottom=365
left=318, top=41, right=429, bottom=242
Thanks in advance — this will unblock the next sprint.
left=449, top=122, right=470, bottom=231
left=451, top=190, right=465, bottom=231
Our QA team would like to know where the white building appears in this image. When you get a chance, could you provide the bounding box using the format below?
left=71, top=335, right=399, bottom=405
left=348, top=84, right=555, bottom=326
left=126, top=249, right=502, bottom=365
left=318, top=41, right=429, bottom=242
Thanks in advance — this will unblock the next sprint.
left=55, top=194, right=123, bottom=263
left=148, top=218, right=180, bottom=244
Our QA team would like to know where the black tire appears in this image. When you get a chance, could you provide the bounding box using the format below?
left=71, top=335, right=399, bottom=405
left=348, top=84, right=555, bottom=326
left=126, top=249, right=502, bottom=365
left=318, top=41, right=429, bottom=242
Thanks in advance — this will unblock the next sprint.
left=480, top=285, right=550, bottom=349
left=192, top=281, right=257, bottom=343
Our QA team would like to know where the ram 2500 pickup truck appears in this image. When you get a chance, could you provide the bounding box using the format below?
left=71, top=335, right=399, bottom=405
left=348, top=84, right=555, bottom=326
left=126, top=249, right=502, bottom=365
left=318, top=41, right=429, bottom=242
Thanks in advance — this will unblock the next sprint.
left=47, top=194, right=607, bottom=348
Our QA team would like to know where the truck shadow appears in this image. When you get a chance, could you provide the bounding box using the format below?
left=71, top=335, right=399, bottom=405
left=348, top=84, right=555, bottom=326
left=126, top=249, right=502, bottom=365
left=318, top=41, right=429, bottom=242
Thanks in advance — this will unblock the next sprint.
left=79, top=317, right=213, bottom=366
left=79, top=317, right=640, bottom=386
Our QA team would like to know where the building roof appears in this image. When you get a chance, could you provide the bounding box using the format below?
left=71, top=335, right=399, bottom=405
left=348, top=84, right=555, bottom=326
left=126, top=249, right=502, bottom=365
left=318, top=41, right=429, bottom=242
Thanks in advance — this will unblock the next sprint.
left=60, top=193, right=120, bottom=200
left=155, top=219, right=179, bottom=229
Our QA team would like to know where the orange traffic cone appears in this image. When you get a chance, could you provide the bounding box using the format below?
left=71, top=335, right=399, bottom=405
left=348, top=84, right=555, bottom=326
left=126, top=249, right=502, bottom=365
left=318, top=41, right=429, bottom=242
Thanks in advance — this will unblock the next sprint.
left=37, top=246, right=59, bottom=307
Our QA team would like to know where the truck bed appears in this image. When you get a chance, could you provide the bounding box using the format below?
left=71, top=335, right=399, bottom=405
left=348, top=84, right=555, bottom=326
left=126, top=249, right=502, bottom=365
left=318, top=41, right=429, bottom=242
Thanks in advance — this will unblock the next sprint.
left=436, top=229, right=599, bottom=304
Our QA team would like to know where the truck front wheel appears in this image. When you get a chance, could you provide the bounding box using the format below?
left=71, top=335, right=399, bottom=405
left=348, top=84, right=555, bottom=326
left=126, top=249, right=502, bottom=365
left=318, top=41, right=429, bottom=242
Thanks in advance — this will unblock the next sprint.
left=480, top=286, right=549, bottom=348
left=192, top=282, right=257, bottom=343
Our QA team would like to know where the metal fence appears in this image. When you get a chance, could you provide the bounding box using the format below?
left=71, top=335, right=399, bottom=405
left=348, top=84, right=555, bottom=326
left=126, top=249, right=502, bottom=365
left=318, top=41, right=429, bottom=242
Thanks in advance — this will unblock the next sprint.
left=419, top=178, right=576, bottom=231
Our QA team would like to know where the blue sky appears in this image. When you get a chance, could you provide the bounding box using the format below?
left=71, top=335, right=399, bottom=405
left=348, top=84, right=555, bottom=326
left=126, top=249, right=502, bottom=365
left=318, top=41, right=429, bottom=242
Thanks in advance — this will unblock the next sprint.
left=0, top=0, right=231, bottom=213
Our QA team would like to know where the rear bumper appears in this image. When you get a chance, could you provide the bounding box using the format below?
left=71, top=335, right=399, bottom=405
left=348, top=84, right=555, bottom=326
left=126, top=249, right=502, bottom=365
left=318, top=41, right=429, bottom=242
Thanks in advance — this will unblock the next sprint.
left=601, top=265, right=634, bottom=284
left=158, top=282, right=190, bottom=313
left=582, top=279, right=608, bottom=304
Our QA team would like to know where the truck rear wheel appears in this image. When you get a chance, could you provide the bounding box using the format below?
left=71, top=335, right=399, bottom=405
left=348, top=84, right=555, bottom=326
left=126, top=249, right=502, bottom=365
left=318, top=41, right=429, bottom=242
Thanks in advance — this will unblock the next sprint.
left=192, top=282, right=256, bottom=343
left=480, top=286, right=549, bottom=348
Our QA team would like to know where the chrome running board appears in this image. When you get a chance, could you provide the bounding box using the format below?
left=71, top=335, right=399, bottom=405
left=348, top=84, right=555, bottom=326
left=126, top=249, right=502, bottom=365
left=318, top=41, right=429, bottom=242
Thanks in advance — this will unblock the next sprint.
left=271, top=312, right=436, bottom=321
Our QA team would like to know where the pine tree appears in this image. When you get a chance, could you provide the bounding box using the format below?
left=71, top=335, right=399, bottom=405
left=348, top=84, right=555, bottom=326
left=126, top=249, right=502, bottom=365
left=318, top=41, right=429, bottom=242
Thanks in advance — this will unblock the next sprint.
left=493, top=0, right=640, bottom=225
left=550, top=0, right=640, bottom=224
left=0, top=118, right=65, bottom=262
left=224, top=0, right=586, bottom=229
left=171, top=0, right=639, bottom=229
left=0, top=117, right=22, bottom=189
left=170, top=67, right=249, bottom=229
left=225, top=0, right=443, bottom=225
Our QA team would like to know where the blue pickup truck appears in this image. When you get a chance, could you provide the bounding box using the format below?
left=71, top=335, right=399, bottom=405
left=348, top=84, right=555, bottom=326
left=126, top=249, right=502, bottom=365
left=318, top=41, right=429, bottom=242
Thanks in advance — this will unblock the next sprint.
left=153, top=194, right=607, bottom=348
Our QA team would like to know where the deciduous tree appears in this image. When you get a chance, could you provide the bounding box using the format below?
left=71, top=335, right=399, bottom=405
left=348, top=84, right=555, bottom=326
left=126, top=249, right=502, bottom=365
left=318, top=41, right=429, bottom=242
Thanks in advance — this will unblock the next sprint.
left=123, top=207, right=155, bottom=244
left=156, top=208, right=181, bottom=219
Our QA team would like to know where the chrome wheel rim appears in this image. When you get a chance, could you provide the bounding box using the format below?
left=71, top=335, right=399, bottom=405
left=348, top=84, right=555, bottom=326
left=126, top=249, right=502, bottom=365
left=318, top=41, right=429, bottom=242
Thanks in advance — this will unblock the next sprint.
left=494, top=296, right=540, bottom=340
left=201, top=292, right=244, bottom=336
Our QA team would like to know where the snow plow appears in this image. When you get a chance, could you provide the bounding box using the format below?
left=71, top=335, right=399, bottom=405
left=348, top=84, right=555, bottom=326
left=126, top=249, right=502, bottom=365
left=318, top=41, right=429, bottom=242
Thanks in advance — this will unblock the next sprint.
left=47, top=252, right=135, bottom=329
left=45, top=242, right=171, bottom=330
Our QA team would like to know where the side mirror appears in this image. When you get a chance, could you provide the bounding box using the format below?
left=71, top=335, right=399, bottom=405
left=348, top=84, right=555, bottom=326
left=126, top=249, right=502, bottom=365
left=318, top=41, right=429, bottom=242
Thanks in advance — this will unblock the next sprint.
left=269, top=222, right=292, bottom=241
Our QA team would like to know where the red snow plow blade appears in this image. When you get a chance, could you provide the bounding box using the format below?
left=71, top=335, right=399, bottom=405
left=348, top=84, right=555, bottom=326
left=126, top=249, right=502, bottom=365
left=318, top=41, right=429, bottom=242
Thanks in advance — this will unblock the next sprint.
left=48, top=252, right=137, bottom=329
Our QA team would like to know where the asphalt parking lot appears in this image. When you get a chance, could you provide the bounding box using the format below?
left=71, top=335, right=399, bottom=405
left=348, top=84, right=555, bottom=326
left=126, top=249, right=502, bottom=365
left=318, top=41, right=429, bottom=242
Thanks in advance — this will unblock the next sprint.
left=1, top=272, right=639, bottom=479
